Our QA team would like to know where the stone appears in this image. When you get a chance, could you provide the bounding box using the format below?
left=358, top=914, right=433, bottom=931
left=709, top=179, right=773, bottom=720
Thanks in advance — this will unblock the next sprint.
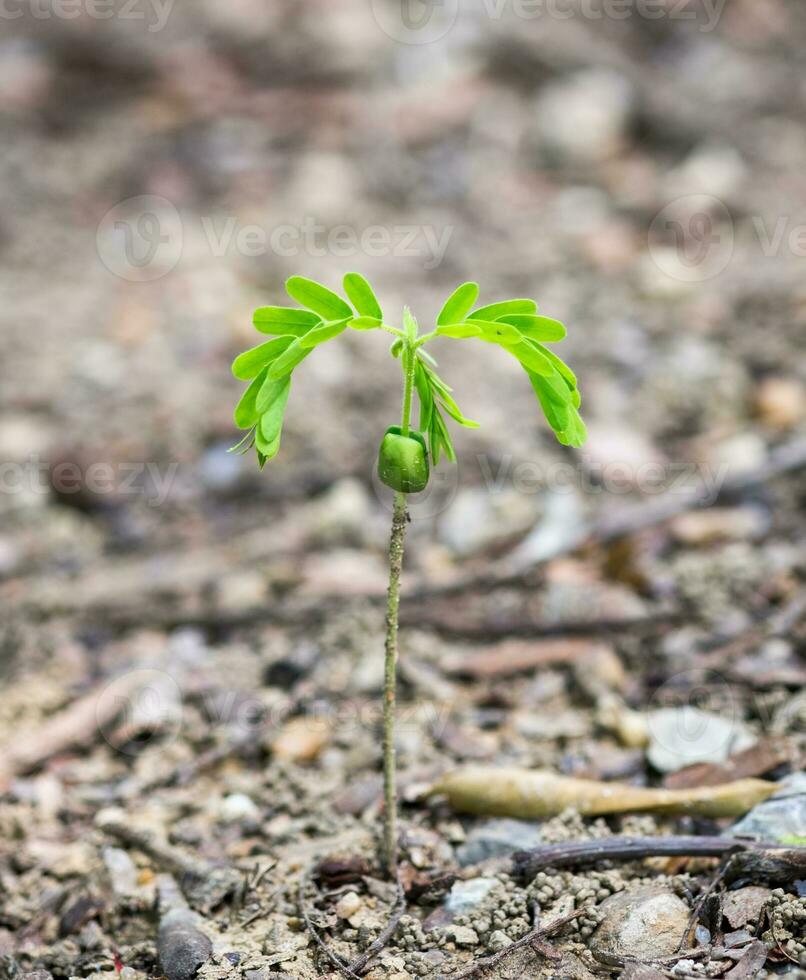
left=444, top=878, right=499, bottom=914
left=731, top=772, right=806, bottom=842
left=531, top=70, right=634, bottom=165
left=103, top=847, right=139, bottom=897
left=449, top=925, right=479, bottom=947
left=456, top=818, right=543, bottom=867
left=590, top=887, right=691, bottom=965
left=158, top=908, right=213, bottom=980
left=755, top=376, right=806, bottom=430
left=646, top=707, right=756, bottom=774
left=334, top=892, right=362, bottom=920
left=218, top=793, right=260, bottom=823
left=487, top=930, right=513, bottom=952
left=438, top=488, right=537, bottom=558
left=722, top=887, right=771, bottom=929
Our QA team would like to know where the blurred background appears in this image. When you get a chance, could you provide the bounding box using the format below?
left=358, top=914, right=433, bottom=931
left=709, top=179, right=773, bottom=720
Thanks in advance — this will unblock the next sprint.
left=1, top=0, right=805, bottom=975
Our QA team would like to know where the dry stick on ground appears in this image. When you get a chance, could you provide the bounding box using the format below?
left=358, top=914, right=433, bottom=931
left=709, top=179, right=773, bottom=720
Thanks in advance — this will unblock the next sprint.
left=433, top=909, right=584, bottom=980
left=511, top=836, right=785, bottom=882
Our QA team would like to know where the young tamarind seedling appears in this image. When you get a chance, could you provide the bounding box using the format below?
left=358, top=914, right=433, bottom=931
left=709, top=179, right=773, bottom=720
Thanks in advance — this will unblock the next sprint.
left=231, top=273, right=586, bottom=875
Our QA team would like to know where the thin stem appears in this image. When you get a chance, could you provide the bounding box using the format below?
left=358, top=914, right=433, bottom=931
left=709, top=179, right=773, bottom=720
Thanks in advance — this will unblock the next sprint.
left=382, top=490, right=407, bottom=874
left=381, top=326, right=418, bottom=875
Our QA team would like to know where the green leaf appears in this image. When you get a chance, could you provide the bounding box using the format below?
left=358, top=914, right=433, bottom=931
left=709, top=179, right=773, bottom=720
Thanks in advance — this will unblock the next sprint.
left=529, top=370, right=587, bottom=447
left=533, top=343, right=578, bottom=390
left=253, top=306, right=320, bottom=336
left=343, top=272, right=383, bottom=320
left=234, top=367, right=269, bottom=428
left=391, top=338, right=404, bottom=358
left=437, top=282, right=479, bottom=326
left=255, top=425, right=281, bottom=460
left=259, top=376, right=291, bottom=446
left=506, top=339, right=554, bottom=376
left=232, top=336, right=295, bottom=380
left=436, top=323, right=482, bottom=338
left=469, top=299, right=537, bottom=320
left=499, top=314, right=566, bottom=342
left=256, top=372, right=291, bottom=414
left=286, top=276, right=353, bottom=321
left=423, top=364, right=479, bottom=428
left=471, top=319, right=523, bottom=344
left=414, top=360, right=434, bottom=431
left=429, top=407, right=456, bottom=465
left=267, top=338, right=311, bottom=379
left=298, top=317, right=350, bottom=349
left=350, top=316, right=383, bottom=331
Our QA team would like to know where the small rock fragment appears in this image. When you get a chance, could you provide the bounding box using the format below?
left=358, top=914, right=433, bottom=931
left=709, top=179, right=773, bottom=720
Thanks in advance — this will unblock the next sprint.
left=731, top=772, right=806, bottom=842
left=334, top=892, right=362, bottom=920
left=590, top=887, right=691, bottom=965
left=158, top=908, right=213, bottom=980
left=755, top=376, right=806, bottom=430
left=647, top=707, right=756, bottom=774
left=456, top=818, right=542, bottom=866
left=487, top=930, right=513, bottom=952
left=722, top=887, right=772, bottom=929
left=103, top=847, right=139, bottom=897
left=449, top=925, right=479, bottom=947
left=217, top=793, right=260, bottom=823
left=444, top=878, right=499, bottom=914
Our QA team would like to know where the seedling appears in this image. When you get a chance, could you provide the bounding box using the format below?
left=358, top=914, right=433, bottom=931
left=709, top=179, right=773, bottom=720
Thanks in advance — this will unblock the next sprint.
left=231, top=274, right=586, bottom=873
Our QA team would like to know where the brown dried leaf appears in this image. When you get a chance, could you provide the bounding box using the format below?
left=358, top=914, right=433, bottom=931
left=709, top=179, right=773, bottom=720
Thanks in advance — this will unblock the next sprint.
left=430, top=767, right=779, bottom=819
left=664, top=737, right=793, bottom=790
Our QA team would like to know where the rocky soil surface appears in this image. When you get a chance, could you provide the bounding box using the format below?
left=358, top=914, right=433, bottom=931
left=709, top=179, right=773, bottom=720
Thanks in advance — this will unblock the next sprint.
left=1, top=1, right=805, bottom=978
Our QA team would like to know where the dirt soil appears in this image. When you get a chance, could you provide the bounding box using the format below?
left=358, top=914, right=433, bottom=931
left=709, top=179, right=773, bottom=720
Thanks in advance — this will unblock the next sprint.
left=1, top=2, right=805, bottom=978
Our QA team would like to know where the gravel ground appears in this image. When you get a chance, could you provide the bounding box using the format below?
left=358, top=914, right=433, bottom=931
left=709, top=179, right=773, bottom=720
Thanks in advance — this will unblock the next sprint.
left=1, top=2, right=805, bottom=977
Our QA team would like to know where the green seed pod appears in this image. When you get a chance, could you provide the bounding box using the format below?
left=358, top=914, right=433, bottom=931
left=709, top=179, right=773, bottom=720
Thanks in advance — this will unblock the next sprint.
left=377, top=426, right=430, bottom=493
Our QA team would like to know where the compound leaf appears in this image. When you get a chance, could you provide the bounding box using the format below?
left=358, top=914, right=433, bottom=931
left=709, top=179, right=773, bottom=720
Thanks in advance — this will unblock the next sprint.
left=232, top=336, right=295, bottom=380
left=469, top=299, right=537, bottom=320
left=259, top=376, right=291, bottom=445
left=507, top=339, right=554, bottom=376
left=500, top=314, right=566, bottom=342
left=267, top=338, right=311, bottom=379
left=234, top=367, right=269, bottom=428
left=471, top=319, right=523, bottom=345
left=286, top=276, right=353, bottom=321
left=436, top=323, right=482, bottom=338
left=350, top=316, right=383, bottom=331
left=437, top=282, right=479, bottom=326
left=299, top=317, right=350, bottom=349
left=344, top=272, right=383, bottom=320
left=253, top=306, right=320, bottom=337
